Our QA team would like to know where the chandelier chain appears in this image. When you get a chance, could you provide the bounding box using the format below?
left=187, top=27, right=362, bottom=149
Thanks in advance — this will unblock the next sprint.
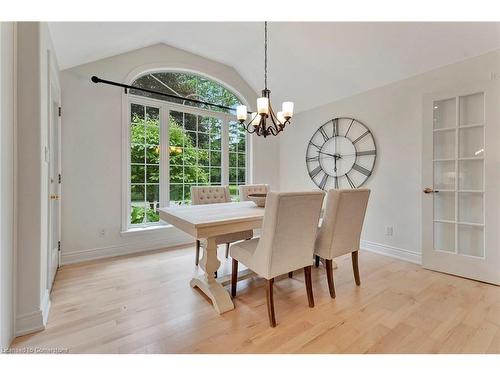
left=264, top=21, right=268, bottom=90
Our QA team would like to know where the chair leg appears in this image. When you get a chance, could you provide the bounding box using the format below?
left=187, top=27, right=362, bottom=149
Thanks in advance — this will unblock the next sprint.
left=304, top=266, right=314, bottom=307
left=288, top=271, right=293, bottom=278
left=231, top=259, right=238, bottom=297
left=266, top=279, right=277, bottom=327
left=195, top=240, right=200, bottom=266
left=315, top=255, right=320, bottom=268
left=325, top=259, right=336, bottom=298
left=352, top=251, right=361, bottom=286
left=225, top=243, right=230, bottom=258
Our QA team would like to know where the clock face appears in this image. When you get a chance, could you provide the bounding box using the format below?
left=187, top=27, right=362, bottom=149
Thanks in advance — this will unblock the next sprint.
left=306, top=117, right=376, bottom=190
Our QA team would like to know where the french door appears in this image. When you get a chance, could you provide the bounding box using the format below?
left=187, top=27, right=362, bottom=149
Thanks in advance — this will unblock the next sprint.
left=422, top=81, right=500, bottom=284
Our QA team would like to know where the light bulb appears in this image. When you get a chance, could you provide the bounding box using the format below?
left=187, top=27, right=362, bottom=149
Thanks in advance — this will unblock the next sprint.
left=282, top=102, right=294, bottom=118
left=257, top=97, right=269, bottom=115
left=236, top=105, right=247, bottom=121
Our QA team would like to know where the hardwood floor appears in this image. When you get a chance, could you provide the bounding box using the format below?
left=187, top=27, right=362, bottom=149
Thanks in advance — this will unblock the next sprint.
left=11, top=246, right=500, bottom=353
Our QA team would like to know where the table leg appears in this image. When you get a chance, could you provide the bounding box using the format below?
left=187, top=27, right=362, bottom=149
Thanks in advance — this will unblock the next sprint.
left=189, top=237, right=234, bottom=314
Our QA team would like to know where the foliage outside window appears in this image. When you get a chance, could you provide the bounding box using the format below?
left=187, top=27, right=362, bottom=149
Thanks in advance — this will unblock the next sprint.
left=128, top=72, right=248, bottom=227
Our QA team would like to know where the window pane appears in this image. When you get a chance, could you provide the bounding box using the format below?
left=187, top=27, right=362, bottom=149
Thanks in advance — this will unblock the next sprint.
left=210, top=168, right=221, bottom=184
left=211, top=151, right=221, bottom=167
left=145, top=124, right=159, bottom=145
left=130, top=203, right=145, bottom=224
left=210, top=134, right=221, bottom=151
left=146, top=145, right=160, bottom=164
left=131, top=165, right=145, bottom=183
left=131, top=144, right=145, bottom=164
left=184, top=113, right=197, bottom=131
left=169, top=146, right=183, bottom=165
left=146, top=165, right=159, bottom=183
left=198, top=167, right=210, bottom=184
left=169, top=165, right=183, bottom=183
left=131, top=124, right=145, bottom=144
left=131, top=103, right=144, bottom=123
left=170, top=184, right=183, bottom=203
left=146, top=184, right=159, bottom=202
left=145, top=202, right=160, bottom=223
left=238, top=168, right=246, bottom=183
left=229, top=168, right=237, bottom=183
left=186, top=131, right=197, bottom=148
left=229, top=152, right=237, bottom=168
left=238, top=153, right=245, bottom=168
left=131, top=184, right=145, bottom=201
left=198, top=150, right=209, bottom=166
left=146, top=106, right=159, bottom=122
left=198, top=116, right=211, bottom=133
left=198, top=133, right=209, bottom=149
left=183, top=147, right=197, bottom=166
left=237, top=138, right=246, bottom=153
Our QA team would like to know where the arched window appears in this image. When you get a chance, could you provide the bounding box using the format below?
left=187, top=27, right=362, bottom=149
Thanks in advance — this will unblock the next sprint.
left=125, top=71, right=248, bottom=229
left=131, top=72, right=241, bottom=112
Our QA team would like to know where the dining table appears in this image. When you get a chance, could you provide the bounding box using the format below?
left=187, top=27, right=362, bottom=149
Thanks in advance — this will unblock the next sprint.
left=159, top=201, right=265, bottom=314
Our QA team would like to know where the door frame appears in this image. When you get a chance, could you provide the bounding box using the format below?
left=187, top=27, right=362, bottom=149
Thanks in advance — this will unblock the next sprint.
left=422, top=80, right=500, bottom=285
left=46, top=50, right=61, bottom=290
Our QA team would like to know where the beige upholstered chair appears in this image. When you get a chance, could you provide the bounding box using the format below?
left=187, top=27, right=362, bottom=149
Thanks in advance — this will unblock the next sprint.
left=314, top=189, right=370, bottom=298
left=230, top=191, right=325, bottom=327
left=238, top=184, right=269, bottom=201
left=191, top=186, right=253, bottom=266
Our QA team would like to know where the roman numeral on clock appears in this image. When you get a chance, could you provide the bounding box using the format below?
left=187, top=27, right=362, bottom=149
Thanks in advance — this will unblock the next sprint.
left=345, top=119, right=354, bottom=137
left=352, top=163, right=371, bottom=176
left=319, top=174, right=329, bottom=190
left=353, top=130, right=370, bottom=144
left=306, top=156, right=319, bottom=162
left=345, top=173, right=356, bottom=188
left=319, top=126, right=330, bottom=142
left=309, top=166, right=323, bottom=178
left=332, top=118, right=339, bottom=137
left=334, top=176, right=339, bottom=189
left=355, top=150, right=376, bottom=156
left=309, top=141, right=321, bottom=150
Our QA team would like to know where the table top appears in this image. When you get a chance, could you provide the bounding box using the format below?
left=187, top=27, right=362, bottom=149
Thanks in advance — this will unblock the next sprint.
left=159, top=201, right=265, bottom=238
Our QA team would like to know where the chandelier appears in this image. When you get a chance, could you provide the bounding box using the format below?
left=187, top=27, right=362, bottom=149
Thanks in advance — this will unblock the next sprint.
left=236, top=22, right=294, bottom=137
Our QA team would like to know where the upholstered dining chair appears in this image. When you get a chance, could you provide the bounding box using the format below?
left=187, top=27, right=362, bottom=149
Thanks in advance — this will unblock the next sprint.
left=238, top=184, right=269, bottom=201
left=230, top=191, right=325, bottom=327
left=314, top=189, right=370, bottom=298
left=191, top=186, right=253, bottom=266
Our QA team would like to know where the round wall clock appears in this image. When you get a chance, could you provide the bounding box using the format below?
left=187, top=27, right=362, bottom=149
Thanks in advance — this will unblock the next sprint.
left=306, top=117, right=376, bottom=190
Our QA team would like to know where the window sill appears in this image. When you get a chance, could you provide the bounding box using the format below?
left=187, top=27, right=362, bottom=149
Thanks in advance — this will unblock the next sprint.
left=120, top=224, right=173, bottom=237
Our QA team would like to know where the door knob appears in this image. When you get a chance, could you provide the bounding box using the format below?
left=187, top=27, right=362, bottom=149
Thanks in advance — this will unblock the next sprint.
left=423, top=188, right=439, bottom=194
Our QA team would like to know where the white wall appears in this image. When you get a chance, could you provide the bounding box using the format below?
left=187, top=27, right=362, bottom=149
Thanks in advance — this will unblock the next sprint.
left=0, top=22, right=16, bottom=348
left=280, top=50, right=500, bottom=263
left=15, top=22, right=60, bottom=336
left=60, top=43, right=279, bottom=264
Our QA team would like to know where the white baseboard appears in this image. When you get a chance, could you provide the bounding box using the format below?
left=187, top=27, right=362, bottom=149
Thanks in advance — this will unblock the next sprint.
left=360, top=240, right=421, bottom=264
left=61, top=234, right=193, bottom=265
left=15, top=290, right=51, bottom=337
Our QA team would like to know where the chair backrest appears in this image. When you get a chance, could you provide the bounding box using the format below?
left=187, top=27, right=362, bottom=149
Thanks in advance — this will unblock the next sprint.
left=191, top=186, right=231, bottom=205
left=315, top=189, right=370, bottom=259
left=238, top=184, right=270, bottom=201
left=253, top=191, right=325, bottom=278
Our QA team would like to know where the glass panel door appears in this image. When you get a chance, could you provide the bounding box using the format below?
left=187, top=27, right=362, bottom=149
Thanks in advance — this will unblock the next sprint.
left=432, top=93, right=485, bottom=257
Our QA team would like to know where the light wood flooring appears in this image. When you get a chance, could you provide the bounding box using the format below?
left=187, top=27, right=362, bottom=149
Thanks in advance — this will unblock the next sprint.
left=11, top=246, right=500, bottom=353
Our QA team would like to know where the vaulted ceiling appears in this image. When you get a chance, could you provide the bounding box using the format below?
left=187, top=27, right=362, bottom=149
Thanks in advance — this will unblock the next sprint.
left=48, top=22, right=500, bottom=112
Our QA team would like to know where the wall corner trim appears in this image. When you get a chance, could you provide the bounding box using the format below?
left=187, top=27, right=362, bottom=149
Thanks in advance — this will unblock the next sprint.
left=360, top=240, right=422, bottom=265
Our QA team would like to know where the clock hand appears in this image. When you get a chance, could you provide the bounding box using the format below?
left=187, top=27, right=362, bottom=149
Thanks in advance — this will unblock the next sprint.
left=317, top=150, right=337, bottom=158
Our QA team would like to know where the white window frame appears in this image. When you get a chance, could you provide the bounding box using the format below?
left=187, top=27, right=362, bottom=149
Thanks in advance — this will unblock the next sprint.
left=121, top=94, right=251, bottom=231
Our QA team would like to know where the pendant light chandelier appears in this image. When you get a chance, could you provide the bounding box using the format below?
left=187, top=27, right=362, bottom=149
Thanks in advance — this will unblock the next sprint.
left=236, top=22, right=294, bottom=137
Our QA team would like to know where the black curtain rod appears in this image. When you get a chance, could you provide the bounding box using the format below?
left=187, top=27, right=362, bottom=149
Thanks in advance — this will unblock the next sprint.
left=91, top=75, right=245, bottom=113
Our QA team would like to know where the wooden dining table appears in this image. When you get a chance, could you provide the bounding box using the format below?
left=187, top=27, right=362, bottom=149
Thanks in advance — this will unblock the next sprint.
left=159, top=201, right=265, bottom=314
